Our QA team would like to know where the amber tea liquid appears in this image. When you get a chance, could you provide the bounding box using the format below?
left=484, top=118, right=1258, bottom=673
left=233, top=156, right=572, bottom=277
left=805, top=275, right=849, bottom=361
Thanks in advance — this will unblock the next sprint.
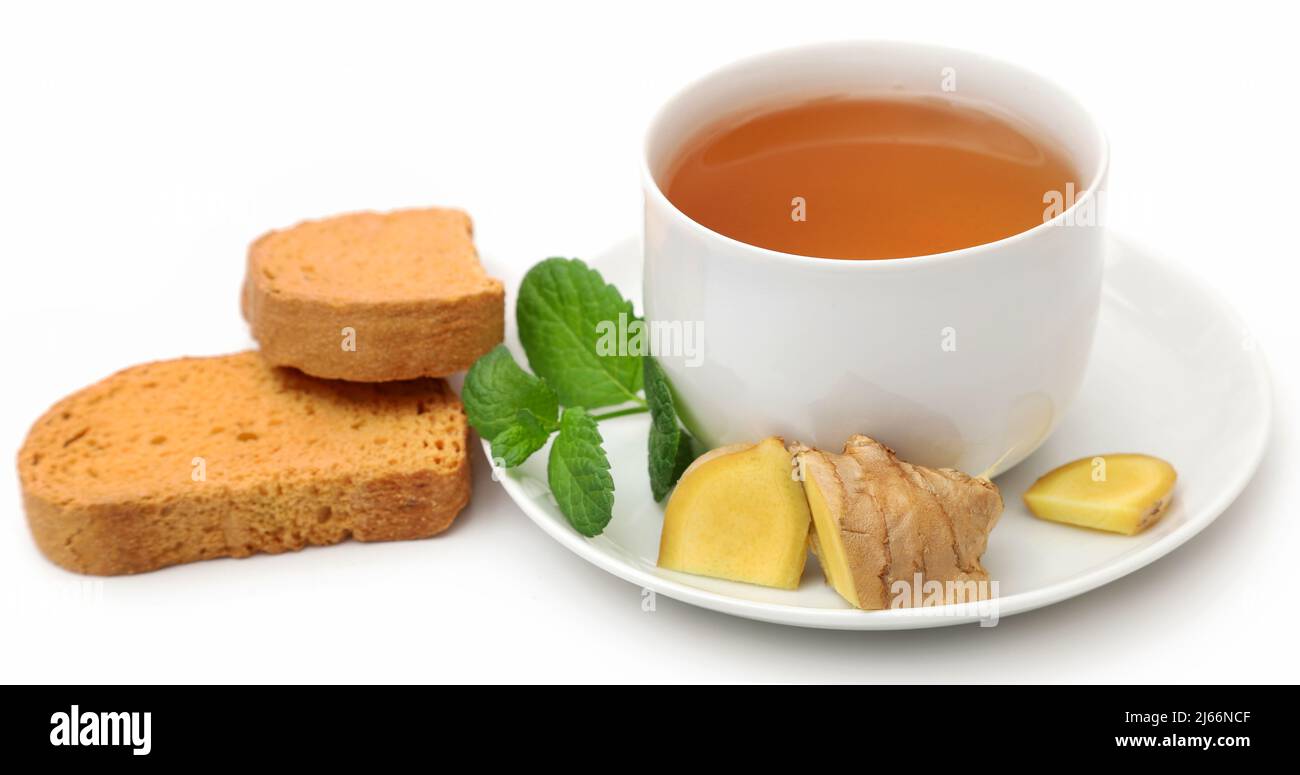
left=663, top=95, right=1079, bottom=260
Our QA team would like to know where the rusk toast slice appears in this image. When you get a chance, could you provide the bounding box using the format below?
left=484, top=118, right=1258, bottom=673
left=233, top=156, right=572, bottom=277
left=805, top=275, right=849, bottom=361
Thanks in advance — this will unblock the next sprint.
left=242, top=207, right=504, bottom=381
left=18, top=352, right=470, bottom=575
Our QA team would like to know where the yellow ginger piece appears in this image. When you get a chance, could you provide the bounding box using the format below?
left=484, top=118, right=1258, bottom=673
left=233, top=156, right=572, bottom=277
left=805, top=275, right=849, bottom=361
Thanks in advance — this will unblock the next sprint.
left=657, top=437, right=811, bottom=589
left=1023, top=454, right=1176, bottom=535
left=794, top=436, right=1003, bottom=610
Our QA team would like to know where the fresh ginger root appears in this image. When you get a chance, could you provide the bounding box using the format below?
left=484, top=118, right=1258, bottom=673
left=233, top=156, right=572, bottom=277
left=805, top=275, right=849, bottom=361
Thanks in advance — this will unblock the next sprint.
left=656, top=433, right=1003, bottom=607
left=794, top=436, right=1003, bottom=609
left=658, top=437, right=811, bottom=589
left=1023, top=454, right=1176, bottom=535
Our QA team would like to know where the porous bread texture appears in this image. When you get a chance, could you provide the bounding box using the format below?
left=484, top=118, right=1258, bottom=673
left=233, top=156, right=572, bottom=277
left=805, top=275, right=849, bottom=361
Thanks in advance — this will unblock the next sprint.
left=242, top=207, right=505, bottom=381
left=18, top=352, right=471, bottom=575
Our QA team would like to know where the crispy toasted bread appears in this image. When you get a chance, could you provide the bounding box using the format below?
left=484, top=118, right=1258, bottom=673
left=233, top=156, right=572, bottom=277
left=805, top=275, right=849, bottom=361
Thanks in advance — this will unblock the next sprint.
left=19, top=352, right=470, bottom=575
left=242, top=207, right=504, bottom=381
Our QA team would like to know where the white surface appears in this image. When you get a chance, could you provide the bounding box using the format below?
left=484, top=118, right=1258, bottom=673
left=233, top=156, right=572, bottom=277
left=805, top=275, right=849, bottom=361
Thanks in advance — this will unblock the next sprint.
left=494, top=235, right=1270, bottom=629
left=0, top=1, right=1295, bottom=681
left=643, top=41, right=1109, bottom=475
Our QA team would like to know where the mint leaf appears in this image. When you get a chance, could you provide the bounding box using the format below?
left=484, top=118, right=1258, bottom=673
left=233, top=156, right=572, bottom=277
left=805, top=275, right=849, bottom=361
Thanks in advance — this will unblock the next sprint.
left=490, top=409, right=554, bottom=468
left=547, top=407, right=615, bottom=537
left=517, top=258, right=643, bottom=409
left=644, top=355, right=695, bottom=500
left=463, top=345, right=559, bottom=441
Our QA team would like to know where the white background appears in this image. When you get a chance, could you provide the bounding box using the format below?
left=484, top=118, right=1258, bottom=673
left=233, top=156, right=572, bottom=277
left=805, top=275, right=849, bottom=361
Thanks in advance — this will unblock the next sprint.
left=2, top=1, right=1296, bottom=683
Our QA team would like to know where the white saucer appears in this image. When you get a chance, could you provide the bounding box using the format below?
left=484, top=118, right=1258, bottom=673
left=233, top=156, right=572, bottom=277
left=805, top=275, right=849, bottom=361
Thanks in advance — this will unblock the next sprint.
left=484, top=235, right=1271, bottom=630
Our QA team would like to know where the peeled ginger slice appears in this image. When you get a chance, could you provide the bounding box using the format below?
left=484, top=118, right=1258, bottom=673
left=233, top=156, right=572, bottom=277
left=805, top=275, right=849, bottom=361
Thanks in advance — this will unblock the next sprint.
left=657, top=437, right=812, bottom=590
left=1023, top=454, right=1176, bottom=536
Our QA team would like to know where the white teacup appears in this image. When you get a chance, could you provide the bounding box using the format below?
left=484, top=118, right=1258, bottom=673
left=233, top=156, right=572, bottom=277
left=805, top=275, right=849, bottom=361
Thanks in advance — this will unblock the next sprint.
left=642, top=41, right=1108, bottom=476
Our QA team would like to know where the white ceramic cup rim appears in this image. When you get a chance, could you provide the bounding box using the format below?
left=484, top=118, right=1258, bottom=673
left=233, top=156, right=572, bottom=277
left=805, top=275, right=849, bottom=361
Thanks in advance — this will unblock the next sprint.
left=641, top=39, right=1110, bottom=271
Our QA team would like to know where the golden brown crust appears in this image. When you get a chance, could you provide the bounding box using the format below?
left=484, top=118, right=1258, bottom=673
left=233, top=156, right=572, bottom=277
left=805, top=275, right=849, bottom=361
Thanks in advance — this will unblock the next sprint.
left=242, top=207, right=504, bottom=381
left=18, top=352, right=471, bottom=575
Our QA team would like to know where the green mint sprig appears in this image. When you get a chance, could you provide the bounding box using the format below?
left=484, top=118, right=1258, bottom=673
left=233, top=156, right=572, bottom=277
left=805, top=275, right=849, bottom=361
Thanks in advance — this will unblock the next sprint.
left=546, top=407, right=614, bottom=536
left=644, top=354, right=695, bottom=501
left=462, top=257, right=694, bottom=536
left=516, top=257, right=643, bottom=408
